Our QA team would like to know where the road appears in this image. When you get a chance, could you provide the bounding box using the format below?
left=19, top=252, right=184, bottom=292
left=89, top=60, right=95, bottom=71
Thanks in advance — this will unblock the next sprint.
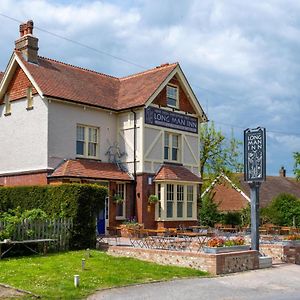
left=88, top=264, right=300, bottom=300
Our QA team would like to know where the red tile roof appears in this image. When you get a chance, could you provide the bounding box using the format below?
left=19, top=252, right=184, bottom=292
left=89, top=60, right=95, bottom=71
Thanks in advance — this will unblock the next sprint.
left=0, top=71, right=4, bottom=81
left=154, top=164, right=202, bottom=183
left=16, top=51, right=177, bottom=111
left=50, top=159, right=132, bottom=181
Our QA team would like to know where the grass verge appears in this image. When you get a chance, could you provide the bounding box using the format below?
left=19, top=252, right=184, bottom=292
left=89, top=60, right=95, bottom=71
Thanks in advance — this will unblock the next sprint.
left=0, top=250, right=207, bottom=299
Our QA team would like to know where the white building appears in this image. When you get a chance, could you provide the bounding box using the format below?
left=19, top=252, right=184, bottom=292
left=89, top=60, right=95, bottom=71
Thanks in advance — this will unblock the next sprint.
left=0, top=21, right=207, bottom=231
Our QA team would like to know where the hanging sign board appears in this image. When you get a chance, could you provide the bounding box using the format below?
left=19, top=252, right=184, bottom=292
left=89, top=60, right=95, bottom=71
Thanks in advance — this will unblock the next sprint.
left=244, top=127, right=266, bottom=182
left=145, top=107, right=198, bottom=133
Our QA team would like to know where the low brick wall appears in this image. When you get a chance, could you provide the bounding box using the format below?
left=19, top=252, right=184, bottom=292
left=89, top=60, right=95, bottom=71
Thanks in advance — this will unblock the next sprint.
left=106, top=246, right=259, bottom=275
left=260, top=243, right=300, bottom=264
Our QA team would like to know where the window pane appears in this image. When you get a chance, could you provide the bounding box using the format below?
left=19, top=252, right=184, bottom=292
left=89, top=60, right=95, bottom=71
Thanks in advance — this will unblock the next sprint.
left=76, top=141, right=84, bottom=155
left=77, top=126, right=85, bottom=140
left=88, top=142, right=97, bottom=156
left=172, top=135, right=178, bottom=147
left=89, top=128, right=98, bottom=143
left=158, top=184, right=161, bottom=218
left=172, top=148, right=178, bottom=161
left=187, top=202, right=193, bottom=218
left=167, top=184, right=174, bottom=218
left=177, top=202, right=183, bottom=218
left=164, top=133, right=169, bottom=146
left=116, top=203, right=124, bottom=217
left=167, top=98, right=177, bottom=107
left=164, top=147, right=169, bottom=160
left=177, top=185, right=184, bottom=218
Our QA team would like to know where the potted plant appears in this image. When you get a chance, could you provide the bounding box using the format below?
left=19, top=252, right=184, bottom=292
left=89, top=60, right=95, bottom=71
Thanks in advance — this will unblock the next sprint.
left=113, top=194, right=124, bottom=204
left=120, top=218, right=143, bottom=237
left=148, top=194, right=159, bottom=204
left=203, top=236, right=250, bottom=254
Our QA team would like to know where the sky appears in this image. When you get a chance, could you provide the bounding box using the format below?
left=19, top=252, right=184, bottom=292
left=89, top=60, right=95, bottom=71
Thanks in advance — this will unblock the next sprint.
left=0, top=0, right=299, bottom=177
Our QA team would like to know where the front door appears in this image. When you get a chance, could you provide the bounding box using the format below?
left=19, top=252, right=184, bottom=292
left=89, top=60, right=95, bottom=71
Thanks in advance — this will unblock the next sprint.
left=97, top=196, right=109, bottom=235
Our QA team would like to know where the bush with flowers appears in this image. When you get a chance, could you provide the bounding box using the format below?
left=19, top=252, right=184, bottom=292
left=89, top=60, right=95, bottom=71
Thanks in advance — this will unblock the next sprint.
left=207, top=236, right=245, bottom=248
left=285, top=234, right=300, bottom=241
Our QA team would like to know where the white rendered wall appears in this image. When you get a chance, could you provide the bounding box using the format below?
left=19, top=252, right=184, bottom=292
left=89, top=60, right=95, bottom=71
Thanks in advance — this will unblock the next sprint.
left=48, top=100, right=117, bottom=169
left=0, top=95, right=48, bottom=174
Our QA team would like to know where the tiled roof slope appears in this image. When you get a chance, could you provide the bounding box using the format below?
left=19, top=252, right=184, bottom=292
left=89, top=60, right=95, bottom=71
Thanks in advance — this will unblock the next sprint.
left=0, top=71, right=4, bottom=81
left=154, top=164, right=202, bottom=182
left=16, top=51, right=177, bottom=111
left=50, top=159, right=132, bottom=181
left=239, top=174, right=300, bottom=207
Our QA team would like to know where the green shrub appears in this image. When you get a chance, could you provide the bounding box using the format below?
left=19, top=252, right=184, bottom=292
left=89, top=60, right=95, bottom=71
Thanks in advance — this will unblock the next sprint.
left=199, top=192, right=221, bottom=226
left=220, top=211, right=242, bottom=226
left=262, top=193, right=300, bottom=226
left=0, top=184, right=107, bottom=249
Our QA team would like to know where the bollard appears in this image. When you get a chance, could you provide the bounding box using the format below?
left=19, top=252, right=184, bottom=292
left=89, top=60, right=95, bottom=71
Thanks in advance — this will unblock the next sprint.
left=74, top=275, right=80, bottom=287
left=86, top=248, right=90, bottom=258
left=82, top=258, right=85, bottom=270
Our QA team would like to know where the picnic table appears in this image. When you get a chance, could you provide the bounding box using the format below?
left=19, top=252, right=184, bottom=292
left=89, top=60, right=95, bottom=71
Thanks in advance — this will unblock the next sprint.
left=0, top=239, right=57, bottom=259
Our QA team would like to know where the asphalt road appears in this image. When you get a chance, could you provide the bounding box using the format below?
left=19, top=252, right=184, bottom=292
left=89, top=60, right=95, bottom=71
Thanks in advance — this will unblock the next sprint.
left=88, top=264, right=300, bottom=300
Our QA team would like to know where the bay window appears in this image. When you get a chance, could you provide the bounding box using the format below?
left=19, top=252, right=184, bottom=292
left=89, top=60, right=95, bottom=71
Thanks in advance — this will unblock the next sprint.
left=155, top=183, right=197, bottom=220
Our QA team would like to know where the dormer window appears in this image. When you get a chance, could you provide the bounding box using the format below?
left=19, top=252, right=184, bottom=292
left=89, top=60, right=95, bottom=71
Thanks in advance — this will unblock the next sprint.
left=4, top=93, right=11, bottom=116
left=167, top=85, right=178, bottom=108
left=26, top=86, right=33, bottom=110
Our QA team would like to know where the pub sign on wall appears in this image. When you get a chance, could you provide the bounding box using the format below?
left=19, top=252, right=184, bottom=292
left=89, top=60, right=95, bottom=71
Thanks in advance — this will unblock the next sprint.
left=145, top=107, right=198, bottom=134
left=244, top=127, right=266, bottom=182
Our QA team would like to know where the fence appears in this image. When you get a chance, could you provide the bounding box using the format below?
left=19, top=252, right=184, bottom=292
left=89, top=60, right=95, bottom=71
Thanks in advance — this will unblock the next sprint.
left=0, top=218, right=73, bottom=251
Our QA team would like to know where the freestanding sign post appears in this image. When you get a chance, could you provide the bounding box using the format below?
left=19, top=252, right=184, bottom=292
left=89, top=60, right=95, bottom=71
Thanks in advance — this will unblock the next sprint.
left=244, top=127, right=266, bottom=251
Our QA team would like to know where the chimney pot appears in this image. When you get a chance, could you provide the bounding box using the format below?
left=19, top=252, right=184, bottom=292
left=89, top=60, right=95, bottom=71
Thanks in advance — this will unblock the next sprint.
left=15, top=20, right=39, bottom=64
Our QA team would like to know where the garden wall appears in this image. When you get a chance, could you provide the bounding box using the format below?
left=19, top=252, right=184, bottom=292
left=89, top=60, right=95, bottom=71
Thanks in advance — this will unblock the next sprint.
left=105, top=246, right=259, bottom=275
left=260, top=243, right=300, bottom=264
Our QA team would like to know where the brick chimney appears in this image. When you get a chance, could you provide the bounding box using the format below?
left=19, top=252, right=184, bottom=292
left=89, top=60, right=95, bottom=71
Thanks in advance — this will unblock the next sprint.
left=279, top=166, right=286, bottom=177
left=15, top=20, right=39, bottom=64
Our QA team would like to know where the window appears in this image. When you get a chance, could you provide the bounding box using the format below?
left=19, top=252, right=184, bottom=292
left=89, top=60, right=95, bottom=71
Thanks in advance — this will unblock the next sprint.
left=26, top=86, right=33, bottom=109
left=164, top=132, right=180, bottom=162
left=76, top=125, right=99, bottom=158
left=187, top=185, right=194, bottom=218
left=156, top=183, right=196, bottom=220
left=177, top=185, right=184, bottom=218
left=166, top=184, right=174, bottom=218
left=157, top=183, right=161, bottom=218
left=116, top=183, right=126, bottom=219
left=167, top=85, right=178, bottom=107
left=4, top=93, right=11, bottom=115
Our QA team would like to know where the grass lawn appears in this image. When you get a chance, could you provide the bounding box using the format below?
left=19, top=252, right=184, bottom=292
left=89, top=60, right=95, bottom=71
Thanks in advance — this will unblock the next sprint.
left=0, top=250, right=208, bottom=299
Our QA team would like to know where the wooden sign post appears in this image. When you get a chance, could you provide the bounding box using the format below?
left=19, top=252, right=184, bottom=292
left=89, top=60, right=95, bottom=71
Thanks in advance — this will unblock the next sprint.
left=244, top=127, right=266, bottom=251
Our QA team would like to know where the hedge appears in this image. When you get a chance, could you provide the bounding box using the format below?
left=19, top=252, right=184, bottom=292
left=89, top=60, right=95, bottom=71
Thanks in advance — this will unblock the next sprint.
left=0, top=184, right=107, bottom=249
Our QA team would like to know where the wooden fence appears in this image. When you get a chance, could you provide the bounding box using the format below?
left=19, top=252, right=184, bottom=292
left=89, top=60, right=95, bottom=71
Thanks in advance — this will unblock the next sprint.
left=0, top=218, right=73, bottom=251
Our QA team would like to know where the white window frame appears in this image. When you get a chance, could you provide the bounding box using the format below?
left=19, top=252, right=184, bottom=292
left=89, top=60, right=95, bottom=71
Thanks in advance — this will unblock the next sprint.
left=164, top=132, right=181, bottom=162
left=4, top=93, right=11, bottom=115
left=166, top=84, right=178, bottom=108
left=155, top=183, right=197, bottom=221
left=115, top=182, right=126, bottom=220
left=26, top=86, right=34, bottom=109
left=76, top=124, right=99, bottom=159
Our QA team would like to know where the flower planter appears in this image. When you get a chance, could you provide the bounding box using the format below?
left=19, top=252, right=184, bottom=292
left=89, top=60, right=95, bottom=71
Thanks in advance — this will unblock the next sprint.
left=203, top=245, right=250, bottom=254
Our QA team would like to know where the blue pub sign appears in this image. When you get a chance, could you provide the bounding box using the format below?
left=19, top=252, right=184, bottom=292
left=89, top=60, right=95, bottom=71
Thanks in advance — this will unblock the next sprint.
left=145, top=107, right=198, bottom=134
left=244, top=127, right=266, bottom=182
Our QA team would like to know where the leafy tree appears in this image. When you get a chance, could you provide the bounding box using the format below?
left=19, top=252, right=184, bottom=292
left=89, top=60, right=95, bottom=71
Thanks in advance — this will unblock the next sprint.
left=262, top=193, right=300, bottom=226
left=199, top=192, right=221, bottom=227
left=199, top=122, right=243, bottom=195
left=294, top=152, right=300, bottom=181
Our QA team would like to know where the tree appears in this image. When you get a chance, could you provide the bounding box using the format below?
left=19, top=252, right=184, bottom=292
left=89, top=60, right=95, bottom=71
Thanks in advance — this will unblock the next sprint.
left=199, top=192, right=221, bottom=226
left=199, top=122, right=243, bottom=187
left=294, top=152, right=300, bottom=181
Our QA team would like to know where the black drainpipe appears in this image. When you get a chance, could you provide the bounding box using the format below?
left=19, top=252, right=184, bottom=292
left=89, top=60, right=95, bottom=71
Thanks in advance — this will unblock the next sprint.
left=131, top=109, right=137, bottom=219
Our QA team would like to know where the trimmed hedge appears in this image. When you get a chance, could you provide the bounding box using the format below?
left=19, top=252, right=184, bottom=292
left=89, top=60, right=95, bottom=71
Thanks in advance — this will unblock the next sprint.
left=0, top=184, right=107, bottom=249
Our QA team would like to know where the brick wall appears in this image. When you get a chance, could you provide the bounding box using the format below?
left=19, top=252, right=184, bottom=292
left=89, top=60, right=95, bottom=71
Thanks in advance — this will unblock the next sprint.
left=260, top=243, right=300, bottom=264
left=106, top=246, right=259, bottom=275
left=1, top=66, right=37, bottom=103
left=0, top=171, right=48, bottom=186
left=152, top=76, right=196, bottom=114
